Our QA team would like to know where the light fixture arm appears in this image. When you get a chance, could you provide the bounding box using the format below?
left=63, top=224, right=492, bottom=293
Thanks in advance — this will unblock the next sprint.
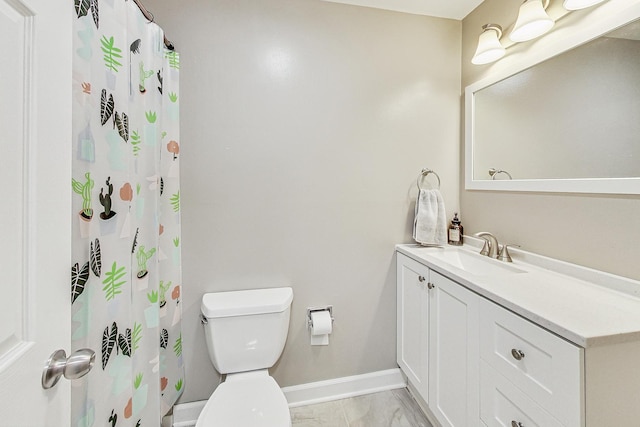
left=482, top=23, right=503, bottom=39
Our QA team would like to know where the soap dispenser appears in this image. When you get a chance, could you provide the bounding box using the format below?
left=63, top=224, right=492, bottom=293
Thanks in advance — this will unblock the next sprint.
left=448, top=213, right=463, bottom=246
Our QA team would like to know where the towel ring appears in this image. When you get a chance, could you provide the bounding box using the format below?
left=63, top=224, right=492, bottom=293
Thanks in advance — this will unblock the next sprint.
left=416, top=168, right=441, bottom=190
left=488, top=168, right=513, bottom=180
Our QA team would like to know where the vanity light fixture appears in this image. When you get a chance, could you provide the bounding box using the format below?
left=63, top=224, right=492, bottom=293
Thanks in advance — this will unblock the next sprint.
left=510, top=0, right=555, bottom=42
left=563, top=0, right=607, bottom=10
left=472, top=0, right=609, bottom=65
left=472, top=24, right=506, bottom=65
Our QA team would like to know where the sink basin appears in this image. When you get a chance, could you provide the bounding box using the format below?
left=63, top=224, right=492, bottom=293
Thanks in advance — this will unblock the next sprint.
left=421, top=248, right=526, bottom=276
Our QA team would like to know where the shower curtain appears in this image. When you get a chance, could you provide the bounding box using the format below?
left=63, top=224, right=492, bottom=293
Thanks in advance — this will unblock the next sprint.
left=71, top=1, right=183, bottom=425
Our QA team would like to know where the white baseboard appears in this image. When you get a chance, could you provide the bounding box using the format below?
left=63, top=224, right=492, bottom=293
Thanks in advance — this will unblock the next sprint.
left=283, top=368, right=406, bottom=407
left=173, top=401, right=207, bottom=427
left=172, top=368, right=406, bottom=426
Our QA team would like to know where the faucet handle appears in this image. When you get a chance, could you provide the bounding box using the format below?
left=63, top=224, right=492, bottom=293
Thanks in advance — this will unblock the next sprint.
left=498, top=244, right=520, bottom=263
left=479, top=240, right=491, bottom=257
left=474, top=232, right=498, bottom=258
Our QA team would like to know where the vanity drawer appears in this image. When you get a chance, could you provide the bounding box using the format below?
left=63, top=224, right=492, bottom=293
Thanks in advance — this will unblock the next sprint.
left=479, top=298, right=583, bottom=427
left=480, top=360, right=564, bottom=427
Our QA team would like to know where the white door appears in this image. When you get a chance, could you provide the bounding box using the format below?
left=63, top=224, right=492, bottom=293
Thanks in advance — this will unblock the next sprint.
left=396, top=254, right=430, bottom=401
left=0, top=0, right=72, bottom=425
left=429, top=271, right=480, bottom=427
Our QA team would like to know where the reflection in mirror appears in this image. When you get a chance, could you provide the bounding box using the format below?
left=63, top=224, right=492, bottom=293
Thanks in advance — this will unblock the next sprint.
left=466, top=4, right=640, bottom=194
left=473, top=18, right=640, bottom=181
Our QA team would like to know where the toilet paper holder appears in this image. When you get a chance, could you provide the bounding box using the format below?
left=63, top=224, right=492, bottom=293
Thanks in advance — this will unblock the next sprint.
left=307, top=306, right=334, bottom=329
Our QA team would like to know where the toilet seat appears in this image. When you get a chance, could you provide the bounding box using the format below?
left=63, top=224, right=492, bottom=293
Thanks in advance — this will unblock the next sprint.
left=195, top=371, right=292, bottom=427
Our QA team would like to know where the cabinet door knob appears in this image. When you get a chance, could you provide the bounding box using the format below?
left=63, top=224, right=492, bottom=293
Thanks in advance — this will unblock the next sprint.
left=511, top=421, right=524, bottom=427
left=511, top=349, right=525, bottom=360
left=427, top=282, right=435, bottom=289
left=418, top=276, right=426, bottom=282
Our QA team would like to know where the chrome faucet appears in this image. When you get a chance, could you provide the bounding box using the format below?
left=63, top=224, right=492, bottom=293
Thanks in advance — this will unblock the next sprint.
left=474, top=232, right=499, bottom=258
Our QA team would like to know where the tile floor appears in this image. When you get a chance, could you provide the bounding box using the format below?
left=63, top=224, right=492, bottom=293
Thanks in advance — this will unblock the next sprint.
left=290, top=388, right=433, bottom=427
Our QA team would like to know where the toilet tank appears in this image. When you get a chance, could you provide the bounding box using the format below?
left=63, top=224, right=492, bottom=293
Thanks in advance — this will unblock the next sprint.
left=201, top=287, right=293, bottom=374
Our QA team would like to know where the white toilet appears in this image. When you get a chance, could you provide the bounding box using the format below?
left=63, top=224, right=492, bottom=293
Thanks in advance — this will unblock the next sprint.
left=196, top=287, right=294, bottom=427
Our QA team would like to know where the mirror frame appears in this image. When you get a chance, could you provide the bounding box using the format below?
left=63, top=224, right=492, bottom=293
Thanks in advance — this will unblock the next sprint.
left=465, top=1, right=640, bottom=195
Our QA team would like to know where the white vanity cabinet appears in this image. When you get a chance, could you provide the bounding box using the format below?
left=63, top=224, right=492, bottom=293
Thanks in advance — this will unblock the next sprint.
left=396, top=253, right=479, bottom=427
left=397, top=243, right=640, bottom=427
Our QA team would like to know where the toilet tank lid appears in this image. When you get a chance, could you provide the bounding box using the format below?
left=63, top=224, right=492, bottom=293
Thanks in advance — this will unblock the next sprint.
left=201, top=287, right=293, bottom=318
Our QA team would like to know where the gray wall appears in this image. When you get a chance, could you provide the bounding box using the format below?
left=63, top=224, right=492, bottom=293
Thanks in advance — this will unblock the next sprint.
left=145, top=0, right=461, bottom=404
left=462, top=0, right=640, bottom=280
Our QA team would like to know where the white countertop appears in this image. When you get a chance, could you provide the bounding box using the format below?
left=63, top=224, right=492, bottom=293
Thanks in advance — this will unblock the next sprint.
left=396, top=242, right=640, bottom=348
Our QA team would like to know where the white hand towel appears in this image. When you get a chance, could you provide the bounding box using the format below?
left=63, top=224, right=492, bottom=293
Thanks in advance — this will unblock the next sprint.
left=413, top=189, right=447, bottom=246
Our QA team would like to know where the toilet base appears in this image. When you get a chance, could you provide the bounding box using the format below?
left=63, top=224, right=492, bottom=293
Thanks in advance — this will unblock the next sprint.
left=195, top=370, right=291, bottom=427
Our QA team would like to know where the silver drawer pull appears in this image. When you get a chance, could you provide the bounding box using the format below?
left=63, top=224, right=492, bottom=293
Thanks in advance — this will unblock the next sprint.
left=418, top=276, right=426, bottom=282
left=427, top=282, right=435, bottom=290
left=511, top=349, right=525, bottom=360
left=511, top=422, right=524, bottom=427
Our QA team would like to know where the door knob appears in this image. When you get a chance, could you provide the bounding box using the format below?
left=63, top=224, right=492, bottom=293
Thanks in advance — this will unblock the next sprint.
left=42, top=348, right=95, bottom=389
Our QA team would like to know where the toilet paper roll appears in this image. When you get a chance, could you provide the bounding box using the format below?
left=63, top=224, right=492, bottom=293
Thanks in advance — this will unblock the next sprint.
left=310, top=334, right=329, bottom=346
left=310, top=311, right=332, bottom=335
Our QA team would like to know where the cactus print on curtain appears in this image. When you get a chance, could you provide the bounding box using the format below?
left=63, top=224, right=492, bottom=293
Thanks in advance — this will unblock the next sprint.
left=71, top=1, right=183, bottom=425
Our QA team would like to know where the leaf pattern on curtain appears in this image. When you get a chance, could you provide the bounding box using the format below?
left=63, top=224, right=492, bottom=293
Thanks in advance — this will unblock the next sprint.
left=71, top=1, right=183, bottom=425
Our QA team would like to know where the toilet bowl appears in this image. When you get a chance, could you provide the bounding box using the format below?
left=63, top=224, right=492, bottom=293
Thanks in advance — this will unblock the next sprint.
left=195, top=370, right=291, bottom=427
left=196, top=287, right=293, bottom=427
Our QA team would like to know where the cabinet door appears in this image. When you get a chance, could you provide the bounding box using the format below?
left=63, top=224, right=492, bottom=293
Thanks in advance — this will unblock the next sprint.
left=429, top=271, right=480, bottom=427
left=397, top=253, right=430, bottom=401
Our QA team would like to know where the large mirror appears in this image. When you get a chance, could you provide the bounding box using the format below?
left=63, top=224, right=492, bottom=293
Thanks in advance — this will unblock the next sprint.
left=465, top=4, right=640, bottom=194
